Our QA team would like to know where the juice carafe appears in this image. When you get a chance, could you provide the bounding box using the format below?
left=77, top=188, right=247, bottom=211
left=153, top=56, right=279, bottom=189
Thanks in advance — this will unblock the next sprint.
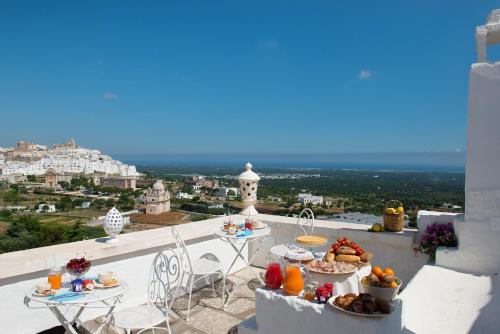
left=283, top=261, right=303, bottom=296
left=265, top=262, right=283, bottom=289
left=48, top=266, right=62, bottom=290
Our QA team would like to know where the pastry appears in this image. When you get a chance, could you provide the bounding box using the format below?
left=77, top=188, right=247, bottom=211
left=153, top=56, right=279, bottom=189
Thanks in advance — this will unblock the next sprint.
left=295, top=235, right=328, bottom=246
left=334, top=293, right=357, bottom=309
left=325, top=251, right=335, bottom=262
left=375, top=299, right=391, bottom=314
left=351, top=300, right=365, bottom=313
left=337, top=246, right=356, bottom=255
left=335, top=254, right=361, bottom=263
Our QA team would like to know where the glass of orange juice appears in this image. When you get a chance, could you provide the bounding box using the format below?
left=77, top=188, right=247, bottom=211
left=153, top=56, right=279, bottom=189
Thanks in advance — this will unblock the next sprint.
left=283, top=261, right=304, bottom=296
left=48, top=266, right=62, bottom=290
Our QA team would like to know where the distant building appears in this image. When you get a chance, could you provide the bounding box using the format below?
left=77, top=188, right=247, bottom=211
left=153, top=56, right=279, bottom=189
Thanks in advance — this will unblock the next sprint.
left=136, top=178, right=156, bottom=189
left=36, top=204, right=56, bottom=213
left=215, top=187, right=240, bottom=198
left=44, top=168, right=73, bottom=187
left=101, top=176, right=137, bottom=189
left=176, top=192, right=194, bottom=200
left=441, top=203, right=463, bottom=210
left=52, top=138, right=77, bottom=149
left=297, top=193, right=324, bottom=205
left=192, top=185, right=202, bottom=194
left=266, top=195, right=283, bottom=202
left=81, top=201, right=92, bottom=209
left=0, top=173, right=27, bottom=184
left=208, top=203, right=224, bottom=209
left=188, top=176, right=219, bottom=191
left=146, top=180, right=171, bottom=214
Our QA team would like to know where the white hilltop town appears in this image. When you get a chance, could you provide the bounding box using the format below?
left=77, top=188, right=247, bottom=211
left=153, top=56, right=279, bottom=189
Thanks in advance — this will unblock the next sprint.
left=0, top=138, right=139, bottom=182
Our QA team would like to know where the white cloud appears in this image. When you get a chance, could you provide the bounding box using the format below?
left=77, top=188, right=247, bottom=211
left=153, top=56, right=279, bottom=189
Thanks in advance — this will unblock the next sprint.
left=358, top=70, right=373, bottom=80
left=455, top=148, right=462, bottom=153
left=258, top=39, right=279, bottom=50
left=103, top=93, right=118, bottom=101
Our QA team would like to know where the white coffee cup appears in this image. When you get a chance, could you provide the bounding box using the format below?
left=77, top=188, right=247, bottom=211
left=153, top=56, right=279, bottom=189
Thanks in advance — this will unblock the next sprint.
left=37, top=282, right=51, bottom=293
left=98, top=271, right=114, bottom=283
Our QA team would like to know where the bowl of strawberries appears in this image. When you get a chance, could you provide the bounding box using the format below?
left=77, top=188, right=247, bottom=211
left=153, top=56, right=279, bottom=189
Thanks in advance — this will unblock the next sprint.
left=66, top=257, right=91, bottom=278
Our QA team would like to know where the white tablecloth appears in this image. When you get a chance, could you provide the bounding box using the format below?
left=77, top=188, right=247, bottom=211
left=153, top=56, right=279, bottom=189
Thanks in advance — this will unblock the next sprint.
left=308, top=264, right=371, bottom=295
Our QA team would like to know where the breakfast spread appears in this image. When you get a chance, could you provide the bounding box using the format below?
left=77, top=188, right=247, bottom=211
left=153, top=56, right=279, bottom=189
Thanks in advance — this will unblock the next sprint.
left=323, top=237, right=373, bottom=264
left=333, top=293, right=391, bottom=315
left=295, top=235, right=328, bottom=246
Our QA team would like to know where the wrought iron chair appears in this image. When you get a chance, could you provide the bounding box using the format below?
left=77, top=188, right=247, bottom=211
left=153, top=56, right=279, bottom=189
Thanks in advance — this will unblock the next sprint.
left=269, top=208, right=316, bottom=257
left=110, top=247, right=184, bottom=334
left=171, top=226, right=225, bottom=321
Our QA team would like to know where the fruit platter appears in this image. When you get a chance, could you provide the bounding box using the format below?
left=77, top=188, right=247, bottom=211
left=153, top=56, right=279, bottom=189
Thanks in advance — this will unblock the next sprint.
left=324, top=237, right=373, bottom=265
left=329, top=292, right=392, bottom=317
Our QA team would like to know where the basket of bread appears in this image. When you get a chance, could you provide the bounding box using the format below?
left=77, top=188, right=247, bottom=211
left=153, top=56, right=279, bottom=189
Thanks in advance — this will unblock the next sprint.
left=383, top=200, right=405, bottom=232
left=324, top=237, right=373, bottom=264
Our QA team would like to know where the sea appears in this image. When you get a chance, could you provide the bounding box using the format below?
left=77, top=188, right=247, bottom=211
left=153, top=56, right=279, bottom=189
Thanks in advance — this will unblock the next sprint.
left=114, top=152, right=465, bottom=173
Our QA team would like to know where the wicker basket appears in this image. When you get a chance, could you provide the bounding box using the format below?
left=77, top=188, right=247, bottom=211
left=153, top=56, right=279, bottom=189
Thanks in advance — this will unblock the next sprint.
left=383, top=200, right=404, bottom=232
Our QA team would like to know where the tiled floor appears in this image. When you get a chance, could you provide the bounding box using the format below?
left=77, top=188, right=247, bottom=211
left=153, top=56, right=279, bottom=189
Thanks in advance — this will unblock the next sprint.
left=81, top=267, right=263, bottom=334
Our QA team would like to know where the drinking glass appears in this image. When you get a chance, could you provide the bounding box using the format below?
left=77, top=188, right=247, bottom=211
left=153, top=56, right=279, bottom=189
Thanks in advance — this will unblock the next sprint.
left=48, top=266, right=62, bottom=290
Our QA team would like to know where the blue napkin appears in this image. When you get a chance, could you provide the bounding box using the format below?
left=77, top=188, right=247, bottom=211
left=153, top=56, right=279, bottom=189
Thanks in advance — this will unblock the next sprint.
left=236, top=229, right=253, bottom=238
left=48, top=291, right=85, bottom=303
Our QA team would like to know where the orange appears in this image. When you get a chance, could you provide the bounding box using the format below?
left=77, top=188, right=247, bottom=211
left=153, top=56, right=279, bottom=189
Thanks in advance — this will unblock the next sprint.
left=390, top=281, right=398, bottom=288
left=383, top=267, right=395, bottom=276
left=371, top=266, right=384, bottom=279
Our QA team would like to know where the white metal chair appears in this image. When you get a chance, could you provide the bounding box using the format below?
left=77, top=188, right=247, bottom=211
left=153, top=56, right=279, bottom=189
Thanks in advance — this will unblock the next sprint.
left=270, top=208, right=316, bottom=257
left=171, top=226, right=225, bottom=321
left=110, top=247, right=184, bottom=334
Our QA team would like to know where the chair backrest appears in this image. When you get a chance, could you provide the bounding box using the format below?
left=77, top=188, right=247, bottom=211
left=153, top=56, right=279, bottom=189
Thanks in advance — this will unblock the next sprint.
left=147, top=247, right=184, bottom=311
left=294, top=208, right=315, bottom=239
left=171, top=226, right=193, bottom=273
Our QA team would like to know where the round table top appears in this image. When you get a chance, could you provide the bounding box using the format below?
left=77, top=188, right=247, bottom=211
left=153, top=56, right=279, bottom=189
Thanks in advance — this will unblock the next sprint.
left=26, top=280, right=128, bottom=305
left=214, top=225, right=271, bottom=240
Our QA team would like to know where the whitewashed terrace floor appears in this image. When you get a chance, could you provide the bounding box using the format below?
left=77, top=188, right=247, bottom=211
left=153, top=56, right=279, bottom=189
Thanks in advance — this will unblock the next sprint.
left=80, top=266, right=264, bottom=334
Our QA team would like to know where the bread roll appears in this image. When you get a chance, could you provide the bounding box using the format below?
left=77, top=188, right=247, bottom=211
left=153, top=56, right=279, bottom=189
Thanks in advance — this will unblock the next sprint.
left=335, top=254, right=361, bottom=263
left=337, top=246, right=356, bottom=255
left=325, top=251, right=335, bottom=262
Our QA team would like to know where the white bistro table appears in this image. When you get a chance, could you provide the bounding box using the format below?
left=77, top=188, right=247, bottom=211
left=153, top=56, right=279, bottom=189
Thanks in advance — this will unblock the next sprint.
left=25, top=280, right=128, bottom=334
left=214, top=225, right=271, bottom=309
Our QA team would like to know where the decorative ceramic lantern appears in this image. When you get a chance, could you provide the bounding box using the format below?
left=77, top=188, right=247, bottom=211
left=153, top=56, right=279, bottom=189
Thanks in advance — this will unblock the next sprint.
left=103, top=207, right=123, bottom=243
left=238, top=162, right=260, bottom=215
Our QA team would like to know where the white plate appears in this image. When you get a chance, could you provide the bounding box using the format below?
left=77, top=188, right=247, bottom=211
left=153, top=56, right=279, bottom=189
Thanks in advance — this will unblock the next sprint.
left=94, top=280, right=121, bottom=289
left=253, top=223, right=267, bottom=229
left=327, top=295, right=391, bottom=317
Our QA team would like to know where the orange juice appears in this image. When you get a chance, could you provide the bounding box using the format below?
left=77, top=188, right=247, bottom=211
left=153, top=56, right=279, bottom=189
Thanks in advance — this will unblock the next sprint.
left=283, top=265, right=303, bottom=296
left=48, top=267, right=62, bottom=290
left=48, top=273, right=62, bottom=289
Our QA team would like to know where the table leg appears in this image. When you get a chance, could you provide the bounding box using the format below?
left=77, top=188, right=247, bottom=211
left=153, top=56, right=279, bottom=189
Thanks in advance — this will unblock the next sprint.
left=94, top=296, right=121, bottom=334
left=48, top=306, right=81, bottom=334
left=222, top=239, right=249, bottom=309
left=222, top=235, right=270, bottom=309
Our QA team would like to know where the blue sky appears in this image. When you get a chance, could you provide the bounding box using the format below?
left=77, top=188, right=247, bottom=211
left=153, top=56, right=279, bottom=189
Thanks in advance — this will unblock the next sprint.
left=0, top=1, right=497, bottom=155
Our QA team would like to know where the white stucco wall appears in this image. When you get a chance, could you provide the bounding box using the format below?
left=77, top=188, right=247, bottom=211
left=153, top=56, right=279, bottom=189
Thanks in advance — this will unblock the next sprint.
left=437, top=61, right=500, bottom=275
left=466, top=61, right=500, bottom=225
